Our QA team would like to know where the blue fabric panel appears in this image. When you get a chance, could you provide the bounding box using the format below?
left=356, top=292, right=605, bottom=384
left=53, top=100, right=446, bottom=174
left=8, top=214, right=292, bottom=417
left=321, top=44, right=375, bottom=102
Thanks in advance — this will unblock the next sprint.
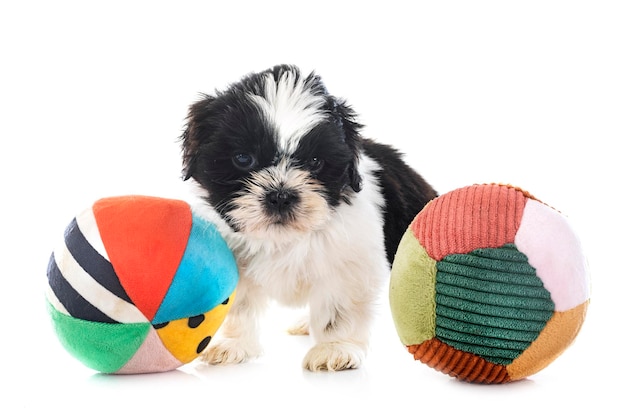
left=152, top=215, right=238, bottom=324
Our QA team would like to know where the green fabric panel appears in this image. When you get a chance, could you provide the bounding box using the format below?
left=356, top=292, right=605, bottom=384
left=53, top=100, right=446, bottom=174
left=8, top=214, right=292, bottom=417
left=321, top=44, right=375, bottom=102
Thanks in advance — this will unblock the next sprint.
left=48, top=302, right=150, bottom=373
left=437, top=316, right=539, bottom=342
left=389, top=229, right=436, bottom=346
left=436, top=280, right=554, bottom=310
left=436, top=294, right=553, bottom=322
left=434, top=244, right=554, bottom=365
left=436, top=305, right=548, bottom=332
left=436, top=333, right=523, bottom=362
left=437, top=271, right=551, bottom=299
left=439, top=246, right=546, bottom=286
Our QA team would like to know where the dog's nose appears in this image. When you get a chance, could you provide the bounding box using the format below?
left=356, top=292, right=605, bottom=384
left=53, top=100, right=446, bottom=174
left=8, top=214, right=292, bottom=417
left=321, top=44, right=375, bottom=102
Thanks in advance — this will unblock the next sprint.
left=266, top=190, right=298, bottom=213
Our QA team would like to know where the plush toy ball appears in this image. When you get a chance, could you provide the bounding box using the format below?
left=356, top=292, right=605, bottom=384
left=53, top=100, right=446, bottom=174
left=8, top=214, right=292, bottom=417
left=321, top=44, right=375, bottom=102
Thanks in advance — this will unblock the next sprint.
left=389, top=183, right=590, bottom=384
left=46, top=195, right=238, bottom=374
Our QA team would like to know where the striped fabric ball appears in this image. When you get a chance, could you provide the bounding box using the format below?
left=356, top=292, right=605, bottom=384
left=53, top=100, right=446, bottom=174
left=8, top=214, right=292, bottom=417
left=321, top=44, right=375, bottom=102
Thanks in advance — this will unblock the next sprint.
left=389, top=184, right=590, bottom=384
left=46, top=195, right=239, bottom=374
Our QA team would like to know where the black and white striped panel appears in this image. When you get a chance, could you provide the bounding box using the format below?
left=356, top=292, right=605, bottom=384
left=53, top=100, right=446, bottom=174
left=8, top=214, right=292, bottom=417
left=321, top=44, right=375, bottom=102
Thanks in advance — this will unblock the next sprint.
left=46, top=206, right=147, bottom=324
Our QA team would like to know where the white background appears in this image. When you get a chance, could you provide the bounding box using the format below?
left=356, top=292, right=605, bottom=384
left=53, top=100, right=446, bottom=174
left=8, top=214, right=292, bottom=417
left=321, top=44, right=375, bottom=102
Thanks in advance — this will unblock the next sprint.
left=1, top=1, right=624, bottom=415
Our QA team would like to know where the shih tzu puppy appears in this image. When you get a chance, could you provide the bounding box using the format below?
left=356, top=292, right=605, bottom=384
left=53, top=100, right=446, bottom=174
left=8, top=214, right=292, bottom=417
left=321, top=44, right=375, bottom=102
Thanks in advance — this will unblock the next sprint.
left=180, top=64, right=437, bottom=371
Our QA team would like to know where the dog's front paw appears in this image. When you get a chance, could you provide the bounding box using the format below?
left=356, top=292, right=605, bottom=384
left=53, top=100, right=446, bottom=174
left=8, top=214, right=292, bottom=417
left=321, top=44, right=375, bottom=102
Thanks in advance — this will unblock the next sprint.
left=200, top=338, right=262, bottom=366
left=302, top=342, right=364, bottom=371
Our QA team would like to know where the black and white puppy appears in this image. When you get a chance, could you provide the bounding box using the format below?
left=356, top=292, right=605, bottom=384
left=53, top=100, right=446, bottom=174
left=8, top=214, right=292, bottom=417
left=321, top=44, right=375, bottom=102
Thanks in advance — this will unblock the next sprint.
left=181, top=64, right=437, bottom=371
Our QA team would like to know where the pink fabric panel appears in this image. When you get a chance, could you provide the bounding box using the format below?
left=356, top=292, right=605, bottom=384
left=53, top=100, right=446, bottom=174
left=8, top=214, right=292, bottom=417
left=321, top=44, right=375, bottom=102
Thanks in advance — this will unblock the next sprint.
left=515, top=200, right=590, bottom=311
left=115, top=327, right=182, bottom=374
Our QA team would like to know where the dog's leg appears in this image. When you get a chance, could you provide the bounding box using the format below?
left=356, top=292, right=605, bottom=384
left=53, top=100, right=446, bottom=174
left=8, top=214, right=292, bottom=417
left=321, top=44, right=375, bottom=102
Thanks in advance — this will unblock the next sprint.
left=302, top=296, right=373, bottom=371
left=200, top=277, right=267, bottom=365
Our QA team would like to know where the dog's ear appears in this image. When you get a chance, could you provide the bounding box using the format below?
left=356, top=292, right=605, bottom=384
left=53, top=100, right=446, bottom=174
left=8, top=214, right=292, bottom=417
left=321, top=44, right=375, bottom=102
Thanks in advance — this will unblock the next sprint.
left=180, top=94, right=216, bottom=181
left=331, top=98, right=363, bottom=192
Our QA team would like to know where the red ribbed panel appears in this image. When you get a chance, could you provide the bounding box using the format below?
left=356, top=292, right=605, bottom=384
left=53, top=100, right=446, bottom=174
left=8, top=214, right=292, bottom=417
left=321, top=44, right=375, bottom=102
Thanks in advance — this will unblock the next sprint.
left=410, top=184, right=527, bottom=261
left=408, top=340, right=511, bottom=384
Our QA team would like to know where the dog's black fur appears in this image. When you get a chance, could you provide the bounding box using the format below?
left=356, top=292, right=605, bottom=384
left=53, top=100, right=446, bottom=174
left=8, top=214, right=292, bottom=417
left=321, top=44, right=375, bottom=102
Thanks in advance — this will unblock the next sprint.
left=181, top=64, right=437, bottom=265
left=359, top=138, right=438, bottom=264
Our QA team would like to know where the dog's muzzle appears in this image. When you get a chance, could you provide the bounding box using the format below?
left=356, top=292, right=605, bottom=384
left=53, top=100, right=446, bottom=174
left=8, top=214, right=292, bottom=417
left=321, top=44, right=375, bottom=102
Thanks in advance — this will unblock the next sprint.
left=265, top=188, right=300, bottom=218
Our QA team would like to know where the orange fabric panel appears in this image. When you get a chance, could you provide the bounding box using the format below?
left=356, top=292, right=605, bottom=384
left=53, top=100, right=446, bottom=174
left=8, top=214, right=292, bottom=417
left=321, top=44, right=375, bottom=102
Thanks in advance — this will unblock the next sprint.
left=93, top=196, right=193, bottom=321
left=507, top=302, right=589, bottom=380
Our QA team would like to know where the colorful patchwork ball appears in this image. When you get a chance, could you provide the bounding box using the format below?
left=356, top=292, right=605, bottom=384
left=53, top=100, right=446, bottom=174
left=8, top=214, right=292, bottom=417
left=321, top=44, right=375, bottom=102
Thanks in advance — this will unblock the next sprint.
left=389, top=183, right=590, bottom=384
left=46, top=195, right=239, bottom=374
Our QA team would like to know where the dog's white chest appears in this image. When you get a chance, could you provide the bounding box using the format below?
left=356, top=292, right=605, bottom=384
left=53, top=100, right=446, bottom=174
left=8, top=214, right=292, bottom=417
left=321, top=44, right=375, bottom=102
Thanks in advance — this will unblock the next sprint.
left=237, top=239, right=319, bottom=306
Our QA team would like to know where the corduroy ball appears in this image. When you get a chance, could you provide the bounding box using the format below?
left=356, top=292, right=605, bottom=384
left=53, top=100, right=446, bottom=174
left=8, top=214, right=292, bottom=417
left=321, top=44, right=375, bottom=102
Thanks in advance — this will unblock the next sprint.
left=389, top=183, right=590, bottom=383
left=46, top=195, right=239, bottom=374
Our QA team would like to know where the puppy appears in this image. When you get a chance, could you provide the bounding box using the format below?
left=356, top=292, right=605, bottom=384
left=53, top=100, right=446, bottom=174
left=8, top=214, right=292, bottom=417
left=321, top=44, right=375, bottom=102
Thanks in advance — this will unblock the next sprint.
left=180, top=64, right=437, bottom=371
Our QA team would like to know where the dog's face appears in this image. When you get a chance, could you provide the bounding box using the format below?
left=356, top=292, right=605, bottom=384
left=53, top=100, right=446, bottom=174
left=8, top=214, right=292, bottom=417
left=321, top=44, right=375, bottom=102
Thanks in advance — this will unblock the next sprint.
left=182, top=65, right=363, bottom=239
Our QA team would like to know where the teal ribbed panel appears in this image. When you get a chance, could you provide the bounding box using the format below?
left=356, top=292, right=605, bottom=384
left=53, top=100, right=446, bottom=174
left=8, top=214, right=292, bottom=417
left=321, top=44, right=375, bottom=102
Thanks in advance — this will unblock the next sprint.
left=435, top=244, right=554, bottom=365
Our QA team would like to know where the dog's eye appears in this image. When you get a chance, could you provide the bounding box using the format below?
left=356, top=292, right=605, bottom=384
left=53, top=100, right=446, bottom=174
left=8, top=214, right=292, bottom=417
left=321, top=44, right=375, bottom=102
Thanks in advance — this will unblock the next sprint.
left=232, top=153, right=257, bottom=170
left=308, top=157, right=325, bottom=174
